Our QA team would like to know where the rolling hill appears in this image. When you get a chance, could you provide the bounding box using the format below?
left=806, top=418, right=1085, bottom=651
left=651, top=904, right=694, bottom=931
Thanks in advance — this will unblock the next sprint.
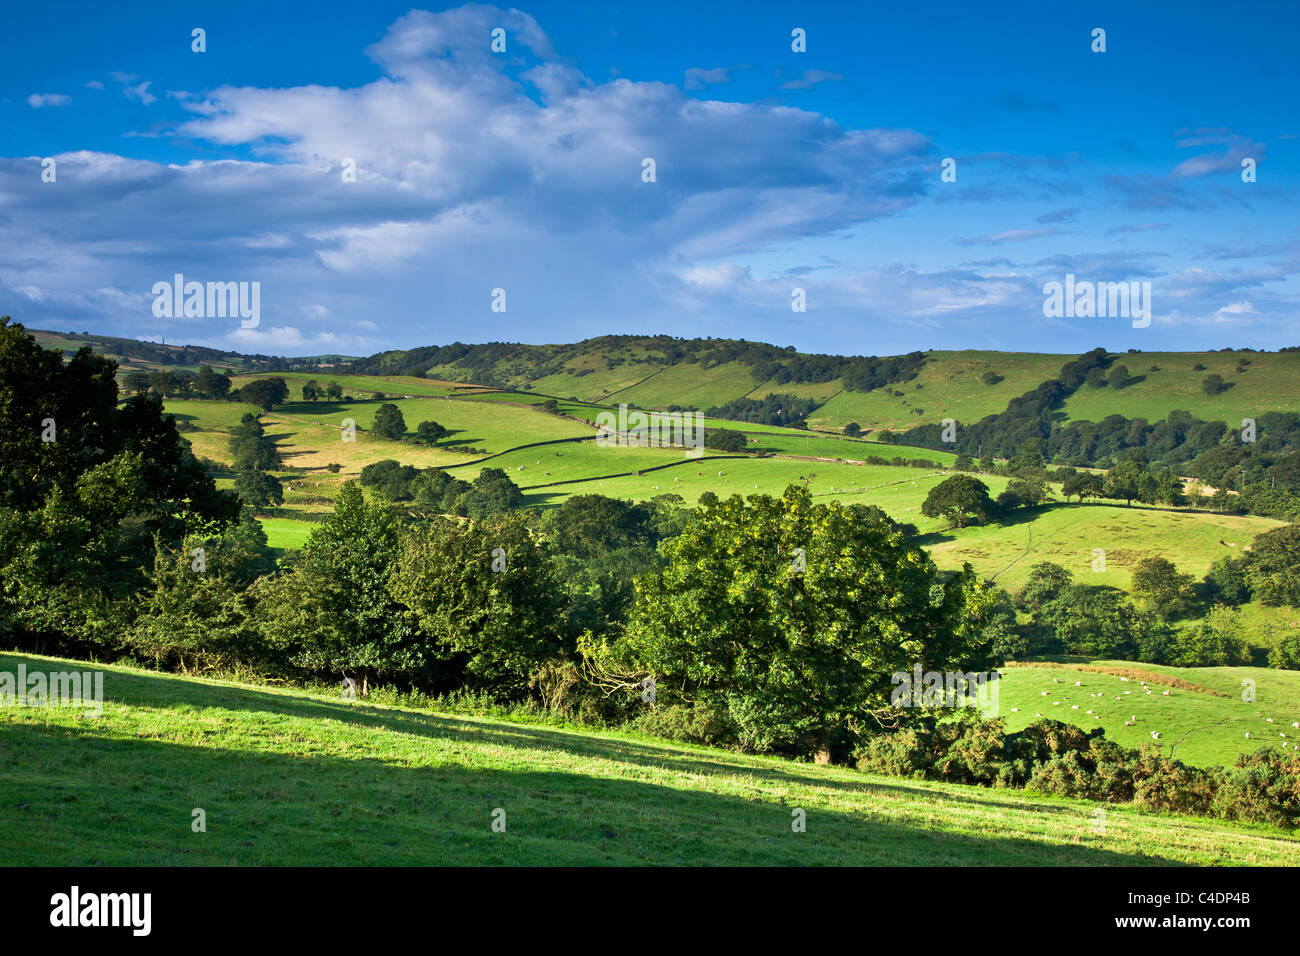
left=3, top=651, right=1296, bottom=866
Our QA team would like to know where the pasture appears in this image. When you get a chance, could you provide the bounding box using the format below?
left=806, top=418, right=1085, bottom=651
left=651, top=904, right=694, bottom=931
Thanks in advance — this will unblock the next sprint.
left=2, top=652, right=1296, bottom=866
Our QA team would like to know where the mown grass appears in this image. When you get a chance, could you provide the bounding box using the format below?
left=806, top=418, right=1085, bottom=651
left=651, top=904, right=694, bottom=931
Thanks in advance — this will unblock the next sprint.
left=2, top=652, right=1297, bottom=866
left=996, top=661, right=1300, bottom=767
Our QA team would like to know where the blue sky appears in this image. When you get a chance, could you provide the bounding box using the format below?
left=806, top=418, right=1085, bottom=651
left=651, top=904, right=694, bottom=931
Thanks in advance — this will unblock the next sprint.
left=2, top=1, right=1297, bottom=357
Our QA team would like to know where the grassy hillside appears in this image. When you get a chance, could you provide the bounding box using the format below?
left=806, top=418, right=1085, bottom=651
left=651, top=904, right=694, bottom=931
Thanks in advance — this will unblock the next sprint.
left=3, top=652, right=1297, bottom=866
left=924, top=502, right=1281, bottom=592
left=1063, top=351, right=1300, bottom=423
left=811, top=351, right=1068, bottom=433
left=997, top=660, right=1300, bottom=767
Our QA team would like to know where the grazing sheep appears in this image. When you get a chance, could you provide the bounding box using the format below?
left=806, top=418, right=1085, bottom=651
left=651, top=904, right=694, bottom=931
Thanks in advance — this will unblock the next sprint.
left=1162, top=690, right=1170, bottom=696
left=1151, top=732, right=1161, bottom=740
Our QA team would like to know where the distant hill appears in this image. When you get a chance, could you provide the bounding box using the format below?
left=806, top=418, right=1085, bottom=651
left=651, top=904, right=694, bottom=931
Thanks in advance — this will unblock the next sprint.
left=26, top=327, right=356, bottom=375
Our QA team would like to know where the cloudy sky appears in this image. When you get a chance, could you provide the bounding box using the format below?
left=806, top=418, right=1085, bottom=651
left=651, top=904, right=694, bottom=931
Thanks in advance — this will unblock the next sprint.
left=2, top=1, right=1297, bottom=357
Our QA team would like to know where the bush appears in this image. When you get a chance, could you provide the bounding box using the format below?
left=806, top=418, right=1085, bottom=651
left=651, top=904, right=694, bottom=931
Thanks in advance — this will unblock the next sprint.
left=1212, top=749, right=1300, bottom=828
left=854, top=717, right=1293, bottom=828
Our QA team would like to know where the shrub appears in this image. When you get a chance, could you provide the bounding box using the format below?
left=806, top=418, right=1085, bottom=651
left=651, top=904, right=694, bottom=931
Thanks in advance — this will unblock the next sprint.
left=1212, top=749, right=1300, bottom=828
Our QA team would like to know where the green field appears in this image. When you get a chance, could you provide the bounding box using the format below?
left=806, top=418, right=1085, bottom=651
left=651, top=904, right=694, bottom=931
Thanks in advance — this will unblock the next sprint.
left=811, top=351, right=1070, bottom=433
left=3, top=652, right=1297, bottom=866
left=1064, top=351, right=1300, bottom=424
left=997, top=660, right=1300, bottom=768
left=157, top=357, right=1289, bottom=632
left=924, top=501, right=1280, bottom=591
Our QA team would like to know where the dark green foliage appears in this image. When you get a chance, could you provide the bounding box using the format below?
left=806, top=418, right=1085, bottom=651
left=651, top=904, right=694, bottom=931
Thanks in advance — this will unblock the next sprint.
left=703, top=428, right=747, bottom=453
left=414, top=420, right=448, bottom=445
left=371, top=403, right=407, bottom=440
left=856, top=716, right=1299, bottom=827
left=256, top=482, right=422, bottom=692
left=238, top=378, right=289, bottom=411
left=921, top=474, right=994, bottom=528
left=706, top=393, right=819, bottom=426
left=389, top=512, right=565, bottom=694
left=619, top=487, right=995, bottom=761
left=1244, top=523, right=1300, bottom=606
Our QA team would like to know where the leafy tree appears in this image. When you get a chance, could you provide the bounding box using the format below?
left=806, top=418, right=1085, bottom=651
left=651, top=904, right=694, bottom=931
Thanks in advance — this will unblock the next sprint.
left=843, top=422, right=862, bottom=437
left=1245, top=524, right=1300, bottom=606
left=239, top=378, right=290, bottom=411
left=0, top=319, right=238, bottom=648
left=1061, top=470, right=1104, bottom=502
left=414, top=420, right=448, bottom=445
left=129, top=512, right=276, bottom=672
left=1103, top=460, right=1156, bottom=506
left=359, top=459, right=419, bottom=500
left=453, top=466, right=524, bottom=517
left=389, top=512, right=565, bottom=693
left=193, top=366, right=231, bottom=400
left=1034, top=585, right=1171, bottom=661
left=1108, top=364, right=1131, bottom=389
left=1205, top=555, right=1251, bottom=605
left=1202, top=373, right=1227, bottom=396
left=256, top=482, right=420, bottom=694
left=1268, top=632, right=1300, bottom=670
left=325, top=382, right=344, bottom=401
left=234, top=468, right=284, bottom=509
left=1170, top=606, right=1251, bottom=667
left=704, top=428, right=747, bottom=453
left=371, top=403, right=407, bottom=440
left=541, top=495, right=655, bottom=558
left=981, top=371, right=1004, bottom=386
left=301, top=380, right=324, bottom=402
left=122, top=370, right=152, bottom=395
left=410, top=468, right=472, bottom=513
left=921, top=474, right=995, bottom=528
left=229, top=414, right=281, bottom=472
left=1085, top=367, right=1108, bottom=388
left=1006, top=473, right=1048, bottom=508
left=619, top=486, right=995, bottom=762
left=1130, top=556, right=1197, bottom=621
left=1019, top=562, right=1073, bottom=613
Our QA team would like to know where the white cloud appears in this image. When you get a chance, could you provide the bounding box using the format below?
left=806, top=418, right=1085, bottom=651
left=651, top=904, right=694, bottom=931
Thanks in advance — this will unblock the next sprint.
left=27, top=93, right=71, bottom=108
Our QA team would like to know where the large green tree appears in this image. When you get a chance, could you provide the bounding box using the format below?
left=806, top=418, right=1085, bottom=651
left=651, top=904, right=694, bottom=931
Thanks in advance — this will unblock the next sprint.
left=256, top=481, right=420, bottom=693
left=921, top=474, right=995, bottom=528
left=619, top=486, right=996, bottom=762
left=389, top=512, right=565, bottom=693
left=371, top=403, right=407, bottom=440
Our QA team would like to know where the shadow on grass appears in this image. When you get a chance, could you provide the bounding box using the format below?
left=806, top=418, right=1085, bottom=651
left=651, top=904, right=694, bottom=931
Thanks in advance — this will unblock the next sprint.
left=0, top=653, right=1225, bottom=866
left=0, top=713, right=1168, bottom=867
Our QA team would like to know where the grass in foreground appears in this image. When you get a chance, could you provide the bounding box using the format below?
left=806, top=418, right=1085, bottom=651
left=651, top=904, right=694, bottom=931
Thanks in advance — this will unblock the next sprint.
left=1, top=653, right=1297, bottom=866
